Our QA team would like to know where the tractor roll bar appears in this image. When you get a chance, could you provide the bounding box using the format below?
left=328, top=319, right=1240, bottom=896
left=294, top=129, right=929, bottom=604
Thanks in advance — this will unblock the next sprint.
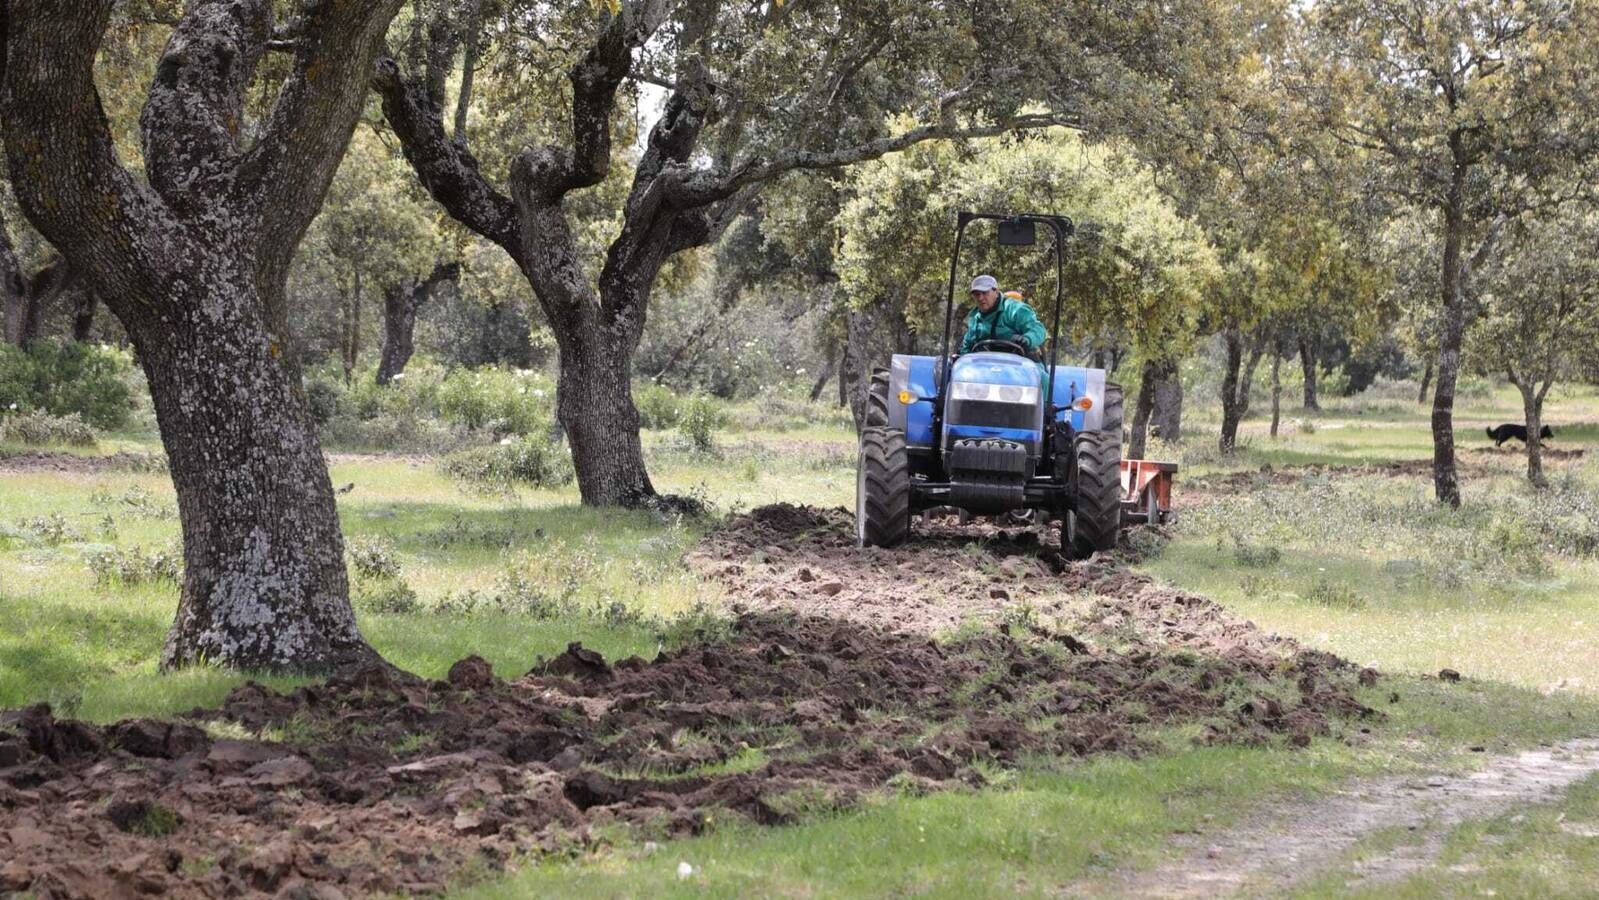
left=937, top=212, right=1075, bottom=440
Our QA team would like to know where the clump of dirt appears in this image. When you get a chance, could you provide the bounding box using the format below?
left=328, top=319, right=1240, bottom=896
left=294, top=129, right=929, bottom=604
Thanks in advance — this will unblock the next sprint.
left=0, top=607, right=1367, bottom=897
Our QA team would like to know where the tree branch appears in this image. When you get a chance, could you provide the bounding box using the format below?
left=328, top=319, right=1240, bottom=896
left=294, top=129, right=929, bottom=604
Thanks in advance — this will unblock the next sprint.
left=140, top=0, right=270, bottom=208
left=667, top=113, right=1078, bottom=209
left=373, top=54, right=525, bottom=261
left=243, top=0, right=405, bottom=254
left=516, top=0, right=676, bottom=201
left=0, top=0, right=159, bottom=291
left=452, top=0, right=485, bottom=144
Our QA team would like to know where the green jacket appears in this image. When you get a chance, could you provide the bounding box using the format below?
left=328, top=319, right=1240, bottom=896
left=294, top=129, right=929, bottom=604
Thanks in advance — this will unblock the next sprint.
left=959, top=296, right=1049, bottom=355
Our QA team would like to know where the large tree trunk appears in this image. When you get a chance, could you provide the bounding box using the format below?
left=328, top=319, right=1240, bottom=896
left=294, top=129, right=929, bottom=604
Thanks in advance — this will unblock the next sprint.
left=808, top=351, right=836, bottom=402
left=377, top=280, right=416, bottom=386
left=1270, top=350, right=1283, bottom=438
left=1150, top=362, right=1182, bottom=443
left=1298, top=337, right=1320, bottom=411
left=71, top=289, right=98, bottom=342
left=2, top=0, right=403, bottom=671
left=1431, top=174, right=1468, bottom=507
left=842, top=307, right=875, bottom=431
left=377, top=262, right=457, bottom=385
left=1129, top=356, right=1159, bottom=459
left=1218, top=327, right=1264, bottom=452
left=1516, top=380, right=1548, bottom=488
left=134, top=279, right=366, bottom=670
left=556, top=331, right=656, bottom=505
left=0, top=206, right=27, bottom=345
left=1417, top=359, right=1433, bottom=404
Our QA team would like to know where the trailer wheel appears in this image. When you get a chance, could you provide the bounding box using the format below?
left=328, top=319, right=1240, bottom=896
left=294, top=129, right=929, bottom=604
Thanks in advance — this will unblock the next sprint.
left=1070, top=430, right=1122, bottom=557
left=865, top=367, right=891, bottom=428
left=857, top=427, right=911, bottom=547
left=1102, top=381, right=1125, bottom=442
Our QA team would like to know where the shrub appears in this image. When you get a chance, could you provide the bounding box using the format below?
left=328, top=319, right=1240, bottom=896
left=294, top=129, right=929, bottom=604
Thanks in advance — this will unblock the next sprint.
left=16, top=513, right=80, bottom=545
left=677, top=394, right=727, bottom=451
left=344, top=536, right=419, bottom=614
left=0, top=340, right=135, bottom=429
left=1306, top=578, right=1366, bottom=609
left=347, top=536, right=404, bottom=581
left=0, top=410, right=97, bottom=446
left=1455, top=373, right=1494, bottom=400
left=87, top=544, right=182, bottom=586
left=304, top=376, right=344, bottom=428
left=89, top=486, right=175, bottom=520
left=353, top=578, right=420, bottom=614
left=440, top=435, right=574, bottom=493
left=635, top=381, right=684, bottom=429
left=437, top=367, right=556, bottom=435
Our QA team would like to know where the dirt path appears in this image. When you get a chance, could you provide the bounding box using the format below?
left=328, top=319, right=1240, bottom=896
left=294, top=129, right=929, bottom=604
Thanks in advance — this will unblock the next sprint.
left=1093, top=738, right=1599, bottom=898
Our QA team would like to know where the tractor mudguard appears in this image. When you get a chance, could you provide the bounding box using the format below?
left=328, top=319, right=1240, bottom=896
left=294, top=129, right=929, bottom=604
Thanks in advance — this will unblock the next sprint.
left=888, top=354, right=939, bottom=447
left=1047, top=365, right=1107, bottom=432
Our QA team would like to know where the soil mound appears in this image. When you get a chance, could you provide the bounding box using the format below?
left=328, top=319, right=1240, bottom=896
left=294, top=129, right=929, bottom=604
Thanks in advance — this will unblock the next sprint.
left=689, top=504, right=1307, bottom=659
left=0, top=449, right=167, bottom=474
left=0, top=608, right=1367, bottom=897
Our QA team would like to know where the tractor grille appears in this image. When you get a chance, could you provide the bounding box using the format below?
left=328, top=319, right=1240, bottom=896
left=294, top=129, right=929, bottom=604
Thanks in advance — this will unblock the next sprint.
left=947, top=399, right=1038, bottom=431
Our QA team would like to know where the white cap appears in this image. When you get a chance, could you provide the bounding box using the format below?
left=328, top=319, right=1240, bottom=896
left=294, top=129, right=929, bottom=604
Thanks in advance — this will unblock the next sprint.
left=969, top=274, right=998, bottom=292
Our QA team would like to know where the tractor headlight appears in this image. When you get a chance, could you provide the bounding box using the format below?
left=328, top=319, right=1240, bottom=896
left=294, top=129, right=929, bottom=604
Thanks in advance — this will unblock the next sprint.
left=951, top=381, right=1037, bottom=404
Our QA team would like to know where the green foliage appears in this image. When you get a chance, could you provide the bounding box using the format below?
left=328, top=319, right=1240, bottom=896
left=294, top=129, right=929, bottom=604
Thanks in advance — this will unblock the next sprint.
left=13, top=513, right=80, bottom=545
left=439, top=435, right=575, bottom=493
left=346, top=536, right=420, bottom=614
left=86, top=544, right=181, bottom=587
left=347, top=536, right=404, bottom=581
left=436, top=367, right=556, bottom=435
left=310, top=360, right=563, bottom=452
left=0, top=410, right=98, bottom=446
left=1469, top=207, right=1599, bottom=396
left=836, top=129, right=1219, bottom=357
left=0, top=341, right=134, bottom=430
left=634, top=381, right=684, bottom=430
left=354, top=577, right=422, bottom=615
left=676, top=394, right=728, bottom=452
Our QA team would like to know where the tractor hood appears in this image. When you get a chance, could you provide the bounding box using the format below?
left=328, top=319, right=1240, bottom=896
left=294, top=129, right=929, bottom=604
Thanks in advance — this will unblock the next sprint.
left=947, top=352, right=1041, bottom=387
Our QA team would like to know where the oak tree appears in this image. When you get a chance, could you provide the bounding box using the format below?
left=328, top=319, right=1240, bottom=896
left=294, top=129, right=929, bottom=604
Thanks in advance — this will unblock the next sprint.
left=0, top=0, right=404, bottom=671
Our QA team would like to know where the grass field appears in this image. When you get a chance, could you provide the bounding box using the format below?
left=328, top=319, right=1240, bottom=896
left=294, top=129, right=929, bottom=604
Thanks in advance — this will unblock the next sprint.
left=4, top=381, right=1598, bottom=895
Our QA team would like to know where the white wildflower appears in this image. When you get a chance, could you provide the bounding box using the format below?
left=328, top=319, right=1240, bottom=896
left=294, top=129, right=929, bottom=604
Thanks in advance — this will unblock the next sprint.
left=676, top=861, right=694, bottom=880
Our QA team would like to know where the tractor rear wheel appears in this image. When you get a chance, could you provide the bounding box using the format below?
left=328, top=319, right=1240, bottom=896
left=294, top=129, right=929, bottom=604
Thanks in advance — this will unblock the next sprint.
left=857, top=427, right=911, bottom=547
left=865, top=367, right=891, bottom=428
left=1102, top=381, right=1125, bottom=442
left=1070, top=430, right=1122, bottom=557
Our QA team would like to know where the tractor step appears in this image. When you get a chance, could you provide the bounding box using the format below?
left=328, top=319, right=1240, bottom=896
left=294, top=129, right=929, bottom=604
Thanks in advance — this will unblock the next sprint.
left=1120, top=458, right=1178, bottom=525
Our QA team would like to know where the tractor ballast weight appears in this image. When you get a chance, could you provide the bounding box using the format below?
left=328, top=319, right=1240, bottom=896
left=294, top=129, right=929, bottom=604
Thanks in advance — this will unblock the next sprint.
left=855, top=211, right=1176, bottom=555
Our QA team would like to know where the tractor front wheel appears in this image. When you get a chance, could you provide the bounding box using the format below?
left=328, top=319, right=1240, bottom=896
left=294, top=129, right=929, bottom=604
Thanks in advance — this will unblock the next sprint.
left=1069, top=430, right=1122, bottom=557
left=857, top=426, right=911, bottom=547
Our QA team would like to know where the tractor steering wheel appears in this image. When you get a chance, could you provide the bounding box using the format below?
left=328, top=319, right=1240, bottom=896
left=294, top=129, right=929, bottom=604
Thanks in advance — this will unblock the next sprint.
left=970, top=339, right=1030, bottom=357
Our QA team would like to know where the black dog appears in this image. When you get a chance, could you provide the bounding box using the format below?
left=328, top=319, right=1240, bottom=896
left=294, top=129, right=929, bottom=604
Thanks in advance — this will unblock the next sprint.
left=1486, top=423, right=1554, bottom=447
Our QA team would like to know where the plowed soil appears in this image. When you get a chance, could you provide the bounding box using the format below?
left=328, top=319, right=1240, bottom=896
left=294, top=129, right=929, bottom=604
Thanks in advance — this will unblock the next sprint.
left=0, top=505, right=1371, bottom=898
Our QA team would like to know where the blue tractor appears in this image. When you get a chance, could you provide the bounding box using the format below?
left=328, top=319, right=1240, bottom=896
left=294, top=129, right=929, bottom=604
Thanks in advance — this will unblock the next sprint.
left=856, top=212, right=1127, bottom=557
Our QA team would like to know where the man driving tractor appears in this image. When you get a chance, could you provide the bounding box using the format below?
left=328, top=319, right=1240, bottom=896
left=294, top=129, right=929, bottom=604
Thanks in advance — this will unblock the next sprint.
left=959, top=274, right=1047, bottom=358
